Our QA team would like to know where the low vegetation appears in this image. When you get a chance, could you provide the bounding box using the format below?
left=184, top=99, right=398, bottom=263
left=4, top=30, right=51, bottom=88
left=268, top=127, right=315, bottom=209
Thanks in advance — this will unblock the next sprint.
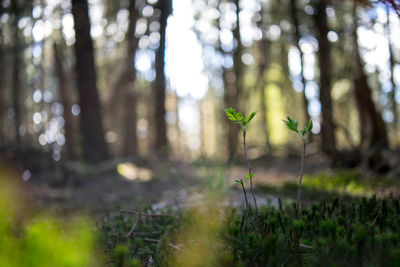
left=0, top=171, right=97, bottom=267
left=2, top=110, right=400, bottom=266
left=97, top=110, right=400, bottom=266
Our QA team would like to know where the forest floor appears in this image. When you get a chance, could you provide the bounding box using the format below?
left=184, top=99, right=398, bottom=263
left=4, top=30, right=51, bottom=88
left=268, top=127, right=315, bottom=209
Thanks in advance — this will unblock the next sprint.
left=18, top=151, right=400, bottom=219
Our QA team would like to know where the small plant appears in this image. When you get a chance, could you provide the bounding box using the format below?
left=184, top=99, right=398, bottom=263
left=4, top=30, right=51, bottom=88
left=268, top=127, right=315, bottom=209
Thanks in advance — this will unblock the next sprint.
left=283, top=116, right=313, bottom=218
left=225, top=107, right=260, bottom=231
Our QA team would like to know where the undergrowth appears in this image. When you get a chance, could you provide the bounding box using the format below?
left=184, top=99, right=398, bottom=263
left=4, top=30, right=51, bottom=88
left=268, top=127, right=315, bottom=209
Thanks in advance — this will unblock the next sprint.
left=227, top=197, right=400, bottom=266
left=100, top=197, right=400, bottom=266
left=99, top=208, right=178, bottom=266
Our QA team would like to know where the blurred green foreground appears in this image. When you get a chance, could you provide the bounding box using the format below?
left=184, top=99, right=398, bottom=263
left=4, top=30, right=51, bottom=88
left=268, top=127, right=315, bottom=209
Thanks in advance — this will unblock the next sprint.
left=0, top=164, right=97, bottom=267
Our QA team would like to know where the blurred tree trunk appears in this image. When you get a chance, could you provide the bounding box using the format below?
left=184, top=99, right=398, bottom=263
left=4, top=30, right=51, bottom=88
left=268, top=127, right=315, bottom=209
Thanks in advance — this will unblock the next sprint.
left=0, top=47, right=4, bottom=145
left=257, top=2, right=272, bottom=153
left=153, top=0, right=172, bottom=152
left=352, top=5, right=389, bottom=171
left=119, top=0, right=139, bottom=157
left=385, top=6, right=398, bottom=127
left=224, top=0, right=243, bottom=160
left=122, top=93, right=138, bottom=156
left=0, top=3, right=5, bottom=145
left=313, top=0, right=337, bottom=156
left=53, top=42, right=77, bottom=160
left=216, top=0, right=231, bottom=159
left=11, top=0, right=22, bottom=148
left=290, top=0, right=310, bottom=123
left=71, top=0, right=109, bottom=163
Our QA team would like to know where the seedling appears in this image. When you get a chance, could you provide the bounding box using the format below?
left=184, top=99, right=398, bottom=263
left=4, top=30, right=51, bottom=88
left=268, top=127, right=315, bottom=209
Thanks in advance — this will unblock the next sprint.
left=283, top=116, right=313, bottom=218
left=225, top=107, right=260, bottom=230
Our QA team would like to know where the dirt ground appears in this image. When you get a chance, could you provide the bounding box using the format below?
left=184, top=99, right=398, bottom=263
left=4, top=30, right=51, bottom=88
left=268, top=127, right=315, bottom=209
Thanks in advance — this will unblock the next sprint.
left=19, top=152, right=332, bottom=217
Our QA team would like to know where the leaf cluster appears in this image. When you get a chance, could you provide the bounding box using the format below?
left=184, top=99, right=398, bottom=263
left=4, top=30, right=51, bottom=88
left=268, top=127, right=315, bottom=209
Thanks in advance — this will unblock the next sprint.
left=283, top=116, right=313, bottom=141
left=234, top=172, right=255, bottom=184
left=225, top=107, right=257, bottom=131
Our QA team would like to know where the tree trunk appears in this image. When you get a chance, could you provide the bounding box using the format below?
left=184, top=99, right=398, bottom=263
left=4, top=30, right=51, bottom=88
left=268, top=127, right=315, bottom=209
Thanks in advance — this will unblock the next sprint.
left=352, top=6, right=388, bottom=148
left=153, top=0, right=171, bottom=151
left=0, top=3, right=5, bottom=145
left=53, top=42, right=77, bottom=160
left=122, top=91, right=138, bottom=156
left=223, top=70, right=240, bottom=160
left=224, top=0, right=243, bottom=160
left=0, top=50, right=4, bottom=145
left=313, top=0, right=337, bottom=156
left=385, top=6, right=398, bottom=127
left=119, top=0, right=139, bottom=157
left=257, top=2, right=272, bottom=153
left=290, top=0, right=310, bottom=123
left=11, top=1, right=22, bottom=148
left=352, top=4, right=389, bottom=172
left=71, top=0, right=109, bottom=163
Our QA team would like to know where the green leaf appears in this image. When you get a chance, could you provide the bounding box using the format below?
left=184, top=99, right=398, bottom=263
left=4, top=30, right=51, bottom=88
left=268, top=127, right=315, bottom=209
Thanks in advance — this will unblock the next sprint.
left=283, top=117, right=299, bottom=133
left=300, top=128, right=307, bottom=137
left=235, top=179, right=241, bottom=184
left=244, top=111, right=257, bottom=125
left=225, top=107, right=244, bottom=124
left=245, top=172, right=256, bottom=182
left=307, top=120, right=313, bottom=132
left=292, top=118, right=298, bottom=130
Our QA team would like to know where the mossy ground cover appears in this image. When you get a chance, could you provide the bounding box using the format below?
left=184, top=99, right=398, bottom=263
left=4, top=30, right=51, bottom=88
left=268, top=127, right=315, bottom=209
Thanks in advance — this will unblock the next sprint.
left=98, top=167, right=400, bottom=266
left=99, top=208, right=179, bottom=266
left=228, top=197, right=400, bottom=266
left=100, top=196, right=400, bottom=266
left=258, top=170, right=400, bottom=200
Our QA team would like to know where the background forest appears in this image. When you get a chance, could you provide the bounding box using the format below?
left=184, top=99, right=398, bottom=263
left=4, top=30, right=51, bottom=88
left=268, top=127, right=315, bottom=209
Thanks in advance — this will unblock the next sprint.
left=0, top=0, right=400, bottom=174
left=2, top=0, right=400, bottom=266
left=1, top=0, right=400, bottom=171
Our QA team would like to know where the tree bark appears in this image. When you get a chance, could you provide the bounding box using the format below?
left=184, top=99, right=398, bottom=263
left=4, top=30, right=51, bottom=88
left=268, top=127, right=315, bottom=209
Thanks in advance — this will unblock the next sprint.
left=71, top=0, right=109, bottom=163
left=53, top=42, right=77, bottom=160
left=153, top=0, right=172, bottom=151
left=313, top=0, right=337, bottom=156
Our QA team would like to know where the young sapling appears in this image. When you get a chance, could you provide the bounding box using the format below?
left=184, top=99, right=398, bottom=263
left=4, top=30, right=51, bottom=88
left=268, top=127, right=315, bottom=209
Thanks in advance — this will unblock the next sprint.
left=225, top=107, right=260, bottom=227
left=235, top=178, right=257, bottom=233
left=283, top=117, right=313, bottom=218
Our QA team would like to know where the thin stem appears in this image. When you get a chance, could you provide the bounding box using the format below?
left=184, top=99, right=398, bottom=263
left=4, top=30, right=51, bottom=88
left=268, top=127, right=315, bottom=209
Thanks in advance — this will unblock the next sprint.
left=240, top=179, right=258, bottom=233
left=296, top=141, right=306, bottom=219
left=125, top=217, right=140, bottom=237
left=243, top=130, right=260, bottom=221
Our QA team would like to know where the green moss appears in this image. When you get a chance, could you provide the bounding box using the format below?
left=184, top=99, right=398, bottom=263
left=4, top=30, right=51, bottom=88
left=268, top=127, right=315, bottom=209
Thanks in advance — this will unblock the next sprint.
left=227, top=198, right=400, bottom=266
left=260, top=170, right=400, bottom=199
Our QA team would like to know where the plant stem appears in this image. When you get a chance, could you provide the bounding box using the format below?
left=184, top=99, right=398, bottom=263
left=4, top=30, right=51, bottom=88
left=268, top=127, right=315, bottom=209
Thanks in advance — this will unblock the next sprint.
left=243, top=130, right=260, bottom=221
left=240, top=179, right=257, bottom=233
left=296, top=140, right=306, bottom=219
